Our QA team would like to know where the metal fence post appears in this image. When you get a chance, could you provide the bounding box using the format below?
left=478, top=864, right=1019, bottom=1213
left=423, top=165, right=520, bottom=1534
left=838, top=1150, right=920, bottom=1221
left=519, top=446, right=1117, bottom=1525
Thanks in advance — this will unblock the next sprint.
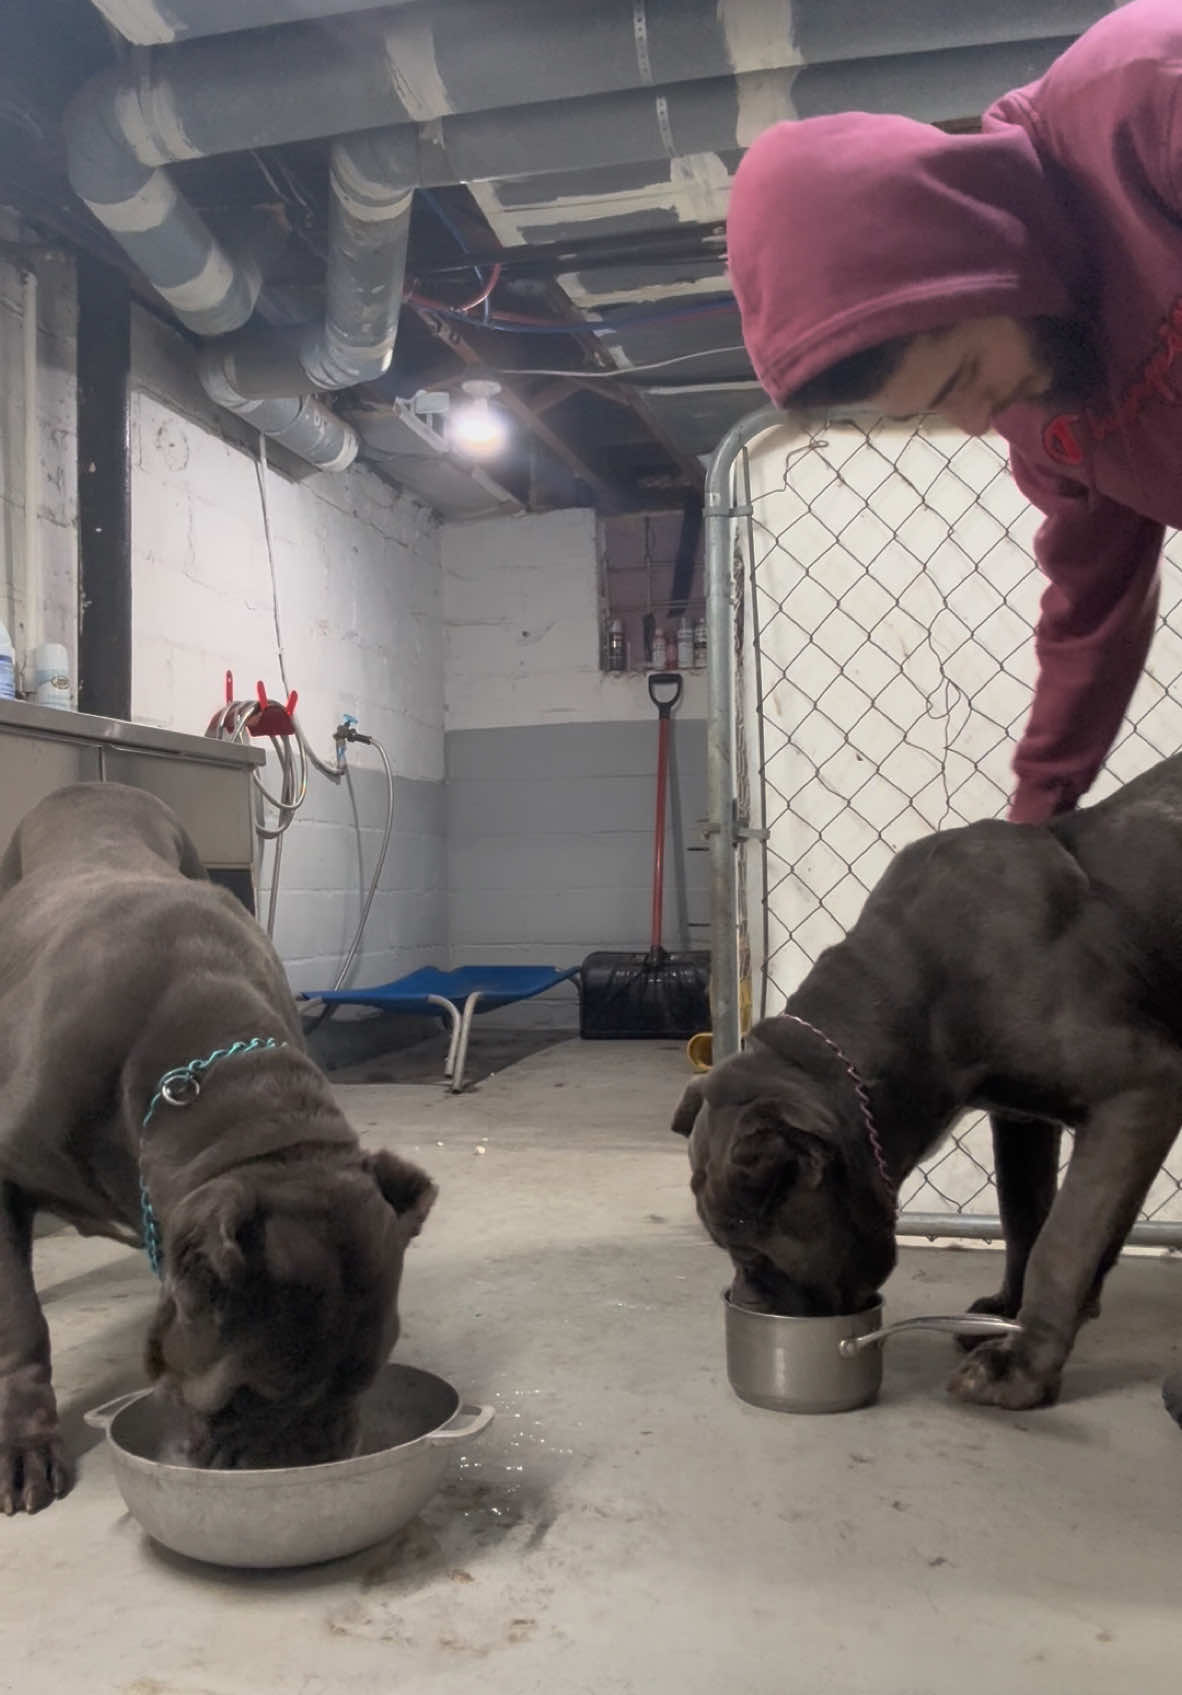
left=704, top=405, right=784, bottom=1063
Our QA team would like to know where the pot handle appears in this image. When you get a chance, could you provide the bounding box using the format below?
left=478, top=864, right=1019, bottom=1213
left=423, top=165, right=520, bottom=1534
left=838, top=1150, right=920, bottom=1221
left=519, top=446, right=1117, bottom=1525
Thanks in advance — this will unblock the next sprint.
left=838, top=1314, right=1024, bottom=1357
left=84, top=1389, right=150, bottom=1431
left=425, top=1403, right=495, bottom=1446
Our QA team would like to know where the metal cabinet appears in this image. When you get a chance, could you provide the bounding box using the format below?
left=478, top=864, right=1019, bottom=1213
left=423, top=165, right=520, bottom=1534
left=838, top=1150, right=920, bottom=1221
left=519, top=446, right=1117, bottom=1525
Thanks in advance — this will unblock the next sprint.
left=0, top=698, right=263, bottom=900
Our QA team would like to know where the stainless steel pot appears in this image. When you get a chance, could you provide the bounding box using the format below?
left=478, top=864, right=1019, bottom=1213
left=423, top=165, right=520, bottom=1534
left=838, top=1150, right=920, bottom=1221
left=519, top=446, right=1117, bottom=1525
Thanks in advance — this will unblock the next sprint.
left=724, top=1291, right=886, bottom=1413
left=723, top=1294, right=1024, bottom=1414
left=85, top=1362, right=493, bottom=1569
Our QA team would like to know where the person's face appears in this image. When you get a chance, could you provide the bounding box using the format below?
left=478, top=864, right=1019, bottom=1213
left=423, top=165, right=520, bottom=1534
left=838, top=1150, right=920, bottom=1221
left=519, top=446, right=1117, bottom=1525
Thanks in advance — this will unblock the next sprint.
left=869, top=315, right=1053, bottom=435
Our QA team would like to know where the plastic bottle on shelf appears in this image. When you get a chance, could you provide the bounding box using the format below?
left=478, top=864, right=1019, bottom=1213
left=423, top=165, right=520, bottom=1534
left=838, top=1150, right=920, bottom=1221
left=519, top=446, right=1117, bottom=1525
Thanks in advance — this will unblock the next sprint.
left=693, top=619, right=708, bottom=669
left=0, top=621, right=15, bottom=700
left=607, top=618, right=627, bottom=672
left=677, top=616, right=694, bottom=670
left=651, top=628, right=667, bottom=670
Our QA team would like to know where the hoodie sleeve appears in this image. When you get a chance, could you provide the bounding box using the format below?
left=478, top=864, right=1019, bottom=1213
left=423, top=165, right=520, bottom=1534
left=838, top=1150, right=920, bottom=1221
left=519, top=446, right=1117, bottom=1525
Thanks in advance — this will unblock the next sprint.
left=1005, top=446, right=1163, bottom=825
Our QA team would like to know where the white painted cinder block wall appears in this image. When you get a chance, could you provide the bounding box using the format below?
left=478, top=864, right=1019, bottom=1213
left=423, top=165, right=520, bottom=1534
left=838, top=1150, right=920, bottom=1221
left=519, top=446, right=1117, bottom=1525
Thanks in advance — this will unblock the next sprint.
left=442, top=507, right=705, bottom=732
left=0, top=249, right=78, bottom=676
left=441, top=509, right=711, bottom=1024
left=131, top=392, right=445, bottom=992
left=0, top=252, right=445, bottom=992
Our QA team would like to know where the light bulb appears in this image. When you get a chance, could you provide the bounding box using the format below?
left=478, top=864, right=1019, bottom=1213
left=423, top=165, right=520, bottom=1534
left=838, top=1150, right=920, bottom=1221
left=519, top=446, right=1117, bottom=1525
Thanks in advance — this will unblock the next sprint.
left=449, top=378, right=508, bottom=457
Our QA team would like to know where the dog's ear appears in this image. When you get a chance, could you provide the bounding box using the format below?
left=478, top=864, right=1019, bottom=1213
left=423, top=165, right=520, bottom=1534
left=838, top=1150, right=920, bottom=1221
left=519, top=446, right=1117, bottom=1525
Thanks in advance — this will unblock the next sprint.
left=365, top=1150, right=438, bottom=1239
left=671, top=1080, right=706, bottom=1137
left=165, top=1174, right=258, bottom=1311
left=723, top=1100, right=835, bottom=1203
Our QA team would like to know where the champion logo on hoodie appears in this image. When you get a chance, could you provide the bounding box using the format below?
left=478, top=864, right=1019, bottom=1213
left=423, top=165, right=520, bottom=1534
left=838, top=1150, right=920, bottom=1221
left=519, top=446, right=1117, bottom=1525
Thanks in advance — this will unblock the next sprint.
left=1043, top=296, right=1182, bottom=467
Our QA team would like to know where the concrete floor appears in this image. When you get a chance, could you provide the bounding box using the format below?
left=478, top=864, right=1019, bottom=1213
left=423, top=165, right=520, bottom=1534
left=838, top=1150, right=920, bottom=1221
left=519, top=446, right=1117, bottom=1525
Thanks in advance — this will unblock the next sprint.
left=4, top=1041, right=1181, bottom=1695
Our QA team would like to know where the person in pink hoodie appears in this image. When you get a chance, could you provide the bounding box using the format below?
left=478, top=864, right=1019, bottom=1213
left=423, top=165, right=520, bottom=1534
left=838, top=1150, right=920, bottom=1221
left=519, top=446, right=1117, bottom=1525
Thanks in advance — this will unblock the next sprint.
left=728, top=0, right=1181, bottom=830
left=729, top=0, right=1182, bottom=1429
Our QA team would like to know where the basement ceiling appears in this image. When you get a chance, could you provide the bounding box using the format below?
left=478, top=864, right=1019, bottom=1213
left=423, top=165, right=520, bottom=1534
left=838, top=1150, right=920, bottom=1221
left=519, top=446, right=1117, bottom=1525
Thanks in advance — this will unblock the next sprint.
left=0, top=0, right=1115, bottom=518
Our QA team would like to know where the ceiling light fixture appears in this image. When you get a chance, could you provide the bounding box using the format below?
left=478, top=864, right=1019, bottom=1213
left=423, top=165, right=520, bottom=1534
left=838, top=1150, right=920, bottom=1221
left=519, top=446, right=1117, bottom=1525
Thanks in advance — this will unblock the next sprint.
left=449, top=378, right=507, bottom=457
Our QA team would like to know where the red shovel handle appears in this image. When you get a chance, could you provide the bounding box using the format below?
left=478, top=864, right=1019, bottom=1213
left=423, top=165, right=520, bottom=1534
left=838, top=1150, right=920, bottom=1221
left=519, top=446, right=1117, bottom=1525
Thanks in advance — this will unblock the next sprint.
left=649, top=672, right=683, bottom=950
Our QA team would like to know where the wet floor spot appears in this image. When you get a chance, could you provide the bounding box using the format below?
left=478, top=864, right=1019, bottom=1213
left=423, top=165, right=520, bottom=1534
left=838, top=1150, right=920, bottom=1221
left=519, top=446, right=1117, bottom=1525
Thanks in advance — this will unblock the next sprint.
left=360, top=1518, right=446, bottom=1593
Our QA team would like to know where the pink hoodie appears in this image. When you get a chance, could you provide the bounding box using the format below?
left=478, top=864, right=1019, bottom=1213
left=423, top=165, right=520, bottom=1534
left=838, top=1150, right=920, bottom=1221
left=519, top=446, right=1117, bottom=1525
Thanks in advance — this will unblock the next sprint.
left=728, top=0, right=1182, bottom=824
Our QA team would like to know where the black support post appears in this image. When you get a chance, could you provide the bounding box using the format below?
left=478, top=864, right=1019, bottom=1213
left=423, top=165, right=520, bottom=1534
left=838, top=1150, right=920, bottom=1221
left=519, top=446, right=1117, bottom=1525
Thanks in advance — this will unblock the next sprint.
left=76, top=254, right=132, bottom=720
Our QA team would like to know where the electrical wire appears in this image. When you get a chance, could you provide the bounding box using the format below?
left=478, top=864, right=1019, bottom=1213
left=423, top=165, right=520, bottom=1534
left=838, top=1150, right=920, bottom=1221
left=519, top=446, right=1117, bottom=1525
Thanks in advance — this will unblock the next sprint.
left=252, top=149, right=309, bottom=216
left=407, top=295, right=736, bottom=334
left=406, top=262, right=502, bottom=318
left=205, top=435, right=397, bottom=981
left=458, top=264, right=501, bottom=313
left=418, top=189, right=501, bottom=323
left=254, top=436, right=290, bottom=700
left=491, top=344, right=749, bottom=380
left=252, top=437, right=348, bottom=783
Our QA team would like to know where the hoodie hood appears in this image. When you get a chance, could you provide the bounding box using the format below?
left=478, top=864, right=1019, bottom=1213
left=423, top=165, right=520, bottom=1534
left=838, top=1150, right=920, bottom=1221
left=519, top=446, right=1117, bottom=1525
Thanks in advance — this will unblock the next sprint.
left=727, top=113, right=1086, bottom=407
left=725, top=3, right=1182, bottom=834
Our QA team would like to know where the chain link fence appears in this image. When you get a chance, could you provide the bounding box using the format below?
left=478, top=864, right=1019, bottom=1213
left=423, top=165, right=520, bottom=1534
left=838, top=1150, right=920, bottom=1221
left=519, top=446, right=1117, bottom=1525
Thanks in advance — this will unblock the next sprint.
left=729, top=416, right=1182, bottom=1240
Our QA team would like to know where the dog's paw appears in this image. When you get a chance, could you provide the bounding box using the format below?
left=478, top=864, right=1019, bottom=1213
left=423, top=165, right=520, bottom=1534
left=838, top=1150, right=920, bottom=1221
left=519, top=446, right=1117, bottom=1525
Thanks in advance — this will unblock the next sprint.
left=946, top=1336, right=1061, bottom=1411
left=1164, top=1370, right=1182, bottom=1429
left=1, top=1434, right=73, bottom=1516
left=955, top=1292, right=1019, bottom=1352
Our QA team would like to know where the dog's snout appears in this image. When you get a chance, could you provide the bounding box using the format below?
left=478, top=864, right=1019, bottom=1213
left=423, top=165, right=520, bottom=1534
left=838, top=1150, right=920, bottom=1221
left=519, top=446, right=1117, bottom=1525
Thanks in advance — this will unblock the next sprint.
left=192, top=1394, right=359, bottom=1471
left=174, top=1356, right=246, bottom=1417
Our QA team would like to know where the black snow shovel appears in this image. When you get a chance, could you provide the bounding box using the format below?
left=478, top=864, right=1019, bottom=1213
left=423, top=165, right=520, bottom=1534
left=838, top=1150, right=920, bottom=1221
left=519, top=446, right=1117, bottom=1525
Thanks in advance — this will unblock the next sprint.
left=579, top=672, right=710, bottom=1039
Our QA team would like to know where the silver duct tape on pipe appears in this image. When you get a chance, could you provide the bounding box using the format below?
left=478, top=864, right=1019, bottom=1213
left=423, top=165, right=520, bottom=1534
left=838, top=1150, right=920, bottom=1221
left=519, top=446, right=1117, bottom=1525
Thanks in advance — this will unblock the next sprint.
left=199, top=331, right=310, bottom=402
left=199, top=161, right=414, bottom=400
left=68, top=3, right=762, bottom=176
left=198, top=349, right=358, bottom=471
left=62, top=18, right=406, bottom=338
left=88, top=0, right=1081, bottom=66
left=90, top=1, right=414, bottom=47
left=362, top=72, right=793, bottom=193
left=64, top=69, right=259, bottom=336
left=704, top=405, right=784, bottom=1063
left=287, top=70, right=785, bottom=404
left=150, top=57, right=758, bottom=449
left=305, top=151, right=414, bottom=391
left=62, top=0, right=797, bottom=339
left=62, top=2, right=794, bottom=461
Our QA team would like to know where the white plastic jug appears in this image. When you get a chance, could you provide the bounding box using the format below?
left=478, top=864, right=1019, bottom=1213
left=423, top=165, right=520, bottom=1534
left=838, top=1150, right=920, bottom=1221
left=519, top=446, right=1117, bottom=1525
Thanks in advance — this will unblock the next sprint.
left=32, top=641, right=71, bottom=710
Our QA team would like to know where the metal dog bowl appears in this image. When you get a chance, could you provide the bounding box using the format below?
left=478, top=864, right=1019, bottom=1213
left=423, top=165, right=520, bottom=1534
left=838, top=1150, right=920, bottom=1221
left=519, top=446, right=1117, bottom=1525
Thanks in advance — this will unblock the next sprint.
left=723, top=1292, right=1024, bottom=1414
left=85, top=1363, right=494, bottom=1569
left=724, top=1291, right=887, bottom=1413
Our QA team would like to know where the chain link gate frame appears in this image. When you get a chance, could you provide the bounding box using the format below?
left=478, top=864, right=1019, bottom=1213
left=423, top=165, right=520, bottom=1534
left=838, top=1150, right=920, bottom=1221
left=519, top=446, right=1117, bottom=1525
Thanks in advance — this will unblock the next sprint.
left=705, top=406, right=1182, bottom=1249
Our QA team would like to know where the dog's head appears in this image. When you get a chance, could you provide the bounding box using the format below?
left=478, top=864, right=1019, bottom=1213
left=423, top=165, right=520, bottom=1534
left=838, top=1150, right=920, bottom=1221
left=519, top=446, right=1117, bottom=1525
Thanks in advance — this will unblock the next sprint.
left=672, top=1046, right=895, bottom=1316
left=146, top=1149, right=436, bottom=1468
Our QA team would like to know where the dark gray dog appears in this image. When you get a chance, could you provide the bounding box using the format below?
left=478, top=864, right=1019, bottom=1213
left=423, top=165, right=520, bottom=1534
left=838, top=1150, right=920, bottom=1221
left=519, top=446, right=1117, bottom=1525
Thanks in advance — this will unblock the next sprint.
left=673, top=753, right=1182, bottom=1423
left=0, top=783, right=436, bottom=1514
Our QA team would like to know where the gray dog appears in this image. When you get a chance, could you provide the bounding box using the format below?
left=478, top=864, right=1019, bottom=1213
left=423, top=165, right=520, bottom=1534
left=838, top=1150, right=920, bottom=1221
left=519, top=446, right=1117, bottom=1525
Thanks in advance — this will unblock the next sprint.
left=0, top=783, right=436, bottom=1514
left=673, top=753, right=1182, bottom=1424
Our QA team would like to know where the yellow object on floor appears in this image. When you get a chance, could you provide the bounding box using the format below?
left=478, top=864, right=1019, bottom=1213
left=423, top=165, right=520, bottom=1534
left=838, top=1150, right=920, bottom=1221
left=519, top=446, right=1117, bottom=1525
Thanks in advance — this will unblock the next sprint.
left=687, top=1031, right=713, bottom=1072
left=687, top=979, right=752, bottom=1071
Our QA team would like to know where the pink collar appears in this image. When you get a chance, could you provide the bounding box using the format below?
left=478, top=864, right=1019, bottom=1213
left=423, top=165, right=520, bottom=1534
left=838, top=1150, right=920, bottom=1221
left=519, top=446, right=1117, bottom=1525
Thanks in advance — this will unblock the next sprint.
left=780, top=1014, right=895, bottom=1199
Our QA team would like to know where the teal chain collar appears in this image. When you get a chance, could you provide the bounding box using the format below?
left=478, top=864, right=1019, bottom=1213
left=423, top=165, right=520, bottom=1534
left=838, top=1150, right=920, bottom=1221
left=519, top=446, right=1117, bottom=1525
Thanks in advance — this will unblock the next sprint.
left=139, top=1037, right=287, bottom=1277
